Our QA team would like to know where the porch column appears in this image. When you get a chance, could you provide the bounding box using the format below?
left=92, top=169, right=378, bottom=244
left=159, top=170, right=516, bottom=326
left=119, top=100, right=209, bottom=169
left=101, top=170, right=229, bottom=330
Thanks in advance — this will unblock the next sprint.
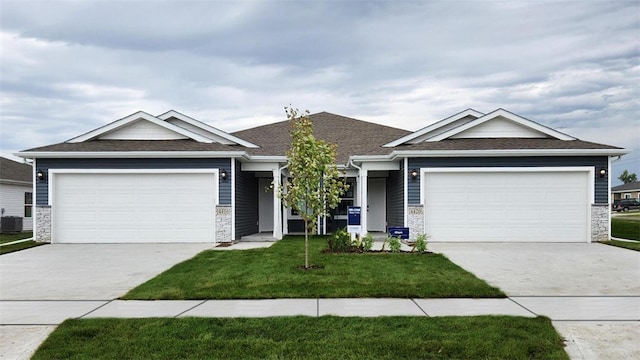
left=359, top=168, right=368, bottom=236
left=273, top=168, right=283, bottom=240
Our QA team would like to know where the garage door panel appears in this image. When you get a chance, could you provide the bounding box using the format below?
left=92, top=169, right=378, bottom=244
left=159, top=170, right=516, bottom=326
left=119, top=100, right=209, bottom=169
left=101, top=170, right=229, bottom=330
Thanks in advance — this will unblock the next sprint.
left=424, top=170, right=588, bottom=242
left=53, top=172, right=216, bottom=243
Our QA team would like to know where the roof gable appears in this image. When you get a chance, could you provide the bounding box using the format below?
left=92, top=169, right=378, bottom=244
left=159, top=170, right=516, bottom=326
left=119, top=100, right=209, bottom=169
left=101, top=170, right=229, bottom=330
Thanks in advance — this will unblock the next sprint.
left=158, top=110, right=259, bottom=148
left=428, top=108, right=575, bottom=142
left=68, top=111, right=214, bottom=143
left=384, top=109, right=484, bottom=147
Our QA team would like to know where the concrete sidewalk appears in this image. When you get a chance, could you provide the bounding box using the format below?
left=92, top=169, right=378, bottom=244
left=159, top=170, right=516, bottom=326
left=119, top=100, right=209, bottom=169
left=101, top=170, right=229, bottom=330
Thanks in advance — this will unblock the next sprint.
left=2, top=296, right=638, bottom=325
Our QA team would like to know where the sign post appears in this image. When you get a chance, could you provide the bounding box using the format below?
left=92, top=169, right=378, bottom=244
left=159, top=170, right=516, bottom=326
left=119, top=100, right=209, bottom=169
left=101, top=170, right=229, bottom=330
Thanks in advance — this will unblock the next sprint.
left=347, top=206, right=361, bottom=235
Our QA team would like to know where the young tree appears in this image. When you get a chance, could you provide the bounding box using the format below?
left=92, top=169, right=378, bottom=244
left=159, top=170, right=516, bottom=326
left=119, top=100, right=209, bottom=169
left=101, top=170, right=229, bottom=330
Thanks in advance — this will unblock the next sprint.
left=280, top=107, right=349, bottom=269
left=618, top=170, right=638, bottom=184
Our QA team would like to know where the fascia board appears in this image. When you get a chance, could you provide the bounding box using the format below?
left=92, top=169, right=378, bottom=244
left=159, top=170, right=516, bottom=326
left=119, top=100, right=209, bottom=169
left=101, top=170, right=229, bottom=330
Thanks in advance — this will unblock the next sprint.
left=427, top=108, right=575, bottom=142
left=0, top=179, right=32, bottom=186
left=158, top=110, right=259, bottom=148
left=67, top=111, right=214, bottom=144
left=383, top=108, right=484, bottom=147
left=13, top=151, right=250, bottom=159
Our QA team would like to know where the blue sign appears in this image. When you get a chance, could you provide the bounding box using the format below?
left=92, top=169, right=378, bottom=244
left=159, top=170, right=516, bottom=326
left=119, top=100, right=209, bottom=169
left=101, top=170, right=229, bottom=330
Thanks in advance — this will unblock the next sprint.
left=347, top=206, right=361, bottom=234
left=347, top=206, right=361, bottom=226
left=388, top=227, right=409, bottom=240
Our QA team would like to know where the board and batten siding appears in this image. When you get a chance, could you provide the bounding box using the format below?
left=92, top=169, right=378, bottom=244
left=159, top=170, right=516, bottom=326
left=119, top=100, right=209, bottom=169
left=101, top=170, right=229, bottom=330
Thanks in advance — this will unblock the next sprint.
left=34, top=158, right=232, bottom=206
left=234, top=162, right=259, bottom=238
left=386, top=168, right=404, bottom=228
left=407, top=156, right=609, bottom=204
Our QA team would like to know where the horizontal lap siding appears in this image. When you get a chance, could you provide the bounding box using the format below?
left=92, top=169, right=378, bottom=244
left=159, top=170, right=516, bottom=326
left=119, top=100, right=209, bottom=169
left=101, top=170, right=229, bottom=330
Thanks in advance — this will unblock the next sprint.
left=234, top=162, right=258, bottom=238
left=386, top=169, right=404, bottom=228
left=407, top=156, right=608, bottom=204
left=35, top=158, right=232, bottom=206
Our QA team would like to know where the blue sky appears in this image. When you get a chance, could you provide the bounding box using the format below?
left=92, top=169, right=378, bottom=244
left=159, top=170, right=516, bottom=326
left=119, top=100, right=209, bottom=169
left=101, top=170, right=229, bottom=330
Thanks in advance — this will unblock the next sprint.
left=1, top=0, right=638, bottom=184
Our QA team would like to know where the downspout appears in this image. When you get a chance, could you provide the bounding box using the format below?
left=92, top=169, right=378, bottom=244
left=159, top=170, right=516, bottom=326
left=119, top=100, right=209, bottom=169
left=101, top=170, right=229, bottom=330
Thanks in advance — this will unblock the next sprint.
left=274, top=163, right=288, bottom=240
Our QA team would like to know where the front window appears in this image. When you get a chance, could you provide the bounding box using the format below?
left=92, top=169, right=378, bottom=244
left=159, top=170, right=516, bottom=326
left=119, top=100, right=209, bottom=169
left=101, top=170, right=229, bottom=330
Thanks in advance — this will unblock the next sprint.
left=336, top=181, right=355, bottom=216
left=624, top=193, right=631, bottom=199
left=24, top=192, right=32, bottom=218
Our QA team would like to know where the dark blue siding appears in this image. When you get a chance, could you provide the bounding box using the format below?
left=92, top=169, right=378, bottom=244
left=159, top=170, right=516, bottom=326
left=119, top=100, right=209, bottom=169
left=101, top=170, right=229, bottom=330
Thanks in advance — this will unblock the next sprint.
left=407, top=156, right=609, bottom=204
left=386, top=167, right=404, bottom=228
left=235, top=161, right=259, bottom=238
left=34, top=158, right=232, bottom=206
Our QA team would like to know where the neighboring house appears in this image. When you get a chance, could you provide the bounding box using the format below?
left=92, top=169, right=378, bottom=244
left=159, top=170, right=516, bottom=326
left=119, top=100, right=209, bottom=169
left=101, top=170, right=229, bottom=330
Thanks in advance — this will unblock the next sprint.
left=611, top=181, right=640, bottom=201
left=0, top=157, right=34, bottom=232
left=16, top=108, right=627, bottom=244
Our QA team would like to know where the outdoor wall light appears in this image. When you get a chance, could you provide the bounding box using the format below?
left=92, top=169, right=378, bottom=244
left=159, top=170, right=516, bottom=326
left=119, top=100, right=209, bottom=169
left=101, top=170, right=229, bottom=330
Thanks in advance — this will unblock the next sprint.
left=36, top=169, right=46, bottom=181
left=220, top=169, right=228, bottom=181
left=598, top=168, right=607, bottom=178
left=410, top=169, right=419, bottom=181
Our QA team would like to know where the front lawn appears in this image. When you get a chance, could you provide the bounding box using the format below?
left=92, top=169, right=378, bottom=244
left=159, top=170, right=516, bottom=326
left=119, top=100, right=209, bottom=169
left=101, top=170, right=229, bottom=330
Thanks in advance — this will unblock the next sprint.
left=0, top=240, right=46, bottom=255
left=123, top=236, right=504, bottom=299
left=32, top=316, right=568, bottom=360
left=0, top=231, right=33, bottom=244
left=602, top=240, right=640, bottom=252
left=611, top=215, right=640, bottom=240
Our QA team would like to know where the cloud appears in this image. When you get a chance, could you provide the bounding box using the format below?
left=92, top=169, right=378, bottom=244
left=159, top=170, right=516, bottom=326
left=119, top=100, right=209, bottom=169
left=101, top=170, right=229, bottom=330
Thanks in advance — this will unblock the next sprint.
left=0, top=0, right=638, bottom=180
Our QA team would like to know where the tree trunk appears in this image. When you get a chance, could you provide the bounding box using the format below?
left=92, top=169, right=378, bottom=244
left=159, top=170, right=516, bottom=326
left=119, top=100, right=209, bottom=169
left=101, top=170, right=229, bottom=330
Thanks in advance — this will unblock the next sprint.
left=304, top=219, right=309, bottom=269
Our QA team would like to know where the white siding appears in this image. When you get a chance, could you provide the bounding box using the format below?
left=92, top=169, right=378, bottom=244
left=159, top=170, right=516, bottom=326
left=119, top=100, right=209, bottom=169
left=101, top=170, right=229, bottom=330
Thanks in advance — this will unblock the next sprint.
left=451, top=116, right=547, bottom=138
left=100, top=120, right=189, bottom=140
left=0, top=183, right=33, bottom=231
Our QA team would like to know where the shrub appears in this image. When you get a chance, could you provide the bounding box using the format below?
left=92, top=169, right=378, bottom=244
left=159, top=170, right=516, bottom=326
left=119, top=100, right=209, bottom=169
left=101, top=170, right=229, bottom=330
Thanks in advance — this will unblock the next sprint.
left=414, top=233, right=428, bottom=253
left=327, top=228, right=353, bottom=253
left=388, top=236, right=402, bottom=253
left=362, top=234, right=374, bottom=252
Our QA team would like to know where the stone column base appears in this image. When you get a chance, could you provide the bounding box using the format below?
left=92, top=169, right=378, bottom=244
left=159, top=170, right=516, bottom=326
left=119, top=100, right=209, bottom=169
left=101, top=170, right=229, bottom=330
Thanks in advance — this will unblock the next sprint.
left=216, top=205, right=232, bottom=242
left=35, top=205, right=52, bottom=243
left=591, top=204, right=609, bottom=242
left=407, top=204, right=424, bottom=241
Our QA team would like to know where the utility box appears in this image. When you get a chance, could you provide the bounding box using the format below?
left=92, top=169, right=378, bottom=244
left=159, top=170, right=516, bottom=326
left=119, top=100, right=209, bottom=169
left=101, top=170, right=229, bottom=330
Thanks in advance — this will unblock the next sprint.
left=1, top=216, right=23, bottom=234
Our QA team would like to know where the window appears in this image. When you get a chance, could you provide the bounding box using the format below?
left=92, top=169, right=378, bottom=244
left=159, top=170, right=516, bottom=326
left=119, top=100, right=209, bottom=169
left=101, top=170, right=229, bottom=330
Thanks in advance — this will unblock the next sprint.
left=336, top=181, right=356, bottom=216
left=624, top=193, right=631, bottom=199
left=24, top=192, right=33, bottom=218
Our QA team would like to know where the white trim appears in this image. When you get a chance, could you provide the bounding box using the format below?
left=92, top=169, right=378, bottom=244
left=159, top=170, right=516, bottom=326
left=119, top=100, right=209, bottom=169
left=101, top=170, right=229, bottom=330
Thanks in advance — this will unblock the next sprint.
left=15, top=151, right=250, bottom=159
left=403, top=158, right=408, bottom=227
left=384, top=108, right=484, bottom=147
left=32, top=160, right=38, bottom=239
left=48, top=168, right=219, bottom=243
left=231, top=160, right=236, bottom=241
left=158, top=110, right=259, bottom=148
left=419, top=166, right=593, bottom=243
left=348, top=148, right=629, bottom=163
left=608, top=156, right=612, bottom=240
left=427, top=109, right=575, bottom=142
left=67, top=111, right=214, bottom=143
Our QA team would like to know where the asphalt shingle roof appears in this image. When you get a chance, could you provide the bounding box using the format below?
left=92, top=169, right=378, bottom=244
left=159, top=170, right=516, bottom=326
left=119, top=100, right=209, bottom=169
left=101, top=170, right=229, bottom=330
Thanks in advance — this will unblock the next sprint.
left=22, top=140, right=247, bottom=152
left=395, top=138, right=622, bottom=151
left=232, top=112, right=411, bottom=163
left=0, top=157, right=32, bottom=183
left=611, top=181, right=640, bottom=192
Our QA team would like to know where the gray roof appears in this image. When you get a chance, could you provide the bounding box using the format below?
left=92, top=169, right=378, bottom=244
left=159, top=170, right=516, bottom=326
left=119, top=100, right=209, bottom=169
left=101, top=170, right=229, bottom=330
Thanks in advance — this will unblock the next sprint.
left=232, top=112, right=411, bottom=164
left=611, top=181, right=640, bottom=192
left=0, top=157, right=32, bottom=183
left=22, top=140, right=247, bottom=153
left=395, top=138, right=622, bottom=151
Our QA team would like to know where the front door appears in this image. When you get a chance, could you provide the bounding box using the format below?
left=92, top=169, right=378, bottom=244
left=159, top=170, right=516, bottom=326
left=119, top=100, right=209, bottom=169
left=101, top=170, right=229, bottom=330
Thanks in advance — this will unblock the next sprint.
left=367, top=178, right=386, bottom=232
left=258, top=178, right=274, bottom=232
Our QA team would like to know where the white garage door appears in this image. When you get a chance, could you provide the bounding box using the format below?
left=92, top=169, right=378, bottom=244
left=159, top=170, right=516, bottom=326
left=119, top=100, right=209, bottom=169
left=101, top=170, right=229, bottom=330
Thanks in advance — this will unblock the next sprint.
left=424, top=169, right=589, bottom=242
left=52, top=172, right=217, bottom=243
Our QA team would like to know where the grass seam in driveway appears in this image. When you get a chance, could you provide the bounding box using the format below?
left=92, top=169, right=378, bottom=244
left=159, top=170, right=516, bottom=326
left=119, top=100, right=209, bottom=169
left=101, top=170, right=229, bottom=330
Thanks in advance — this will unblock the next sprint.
left=123, top=236, right=504, bottom=300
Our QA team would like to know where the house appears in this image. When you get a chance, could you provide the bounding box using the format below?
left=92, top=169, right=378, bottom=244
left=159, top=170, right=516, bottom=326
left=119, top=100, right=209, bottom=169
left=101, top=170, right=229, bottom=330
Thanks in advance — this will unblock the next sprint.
left=0, top=157, right=34, bottom=232
left=15, top=108, right=627, bottom=244
left=611, top=181, right=640, bottom=201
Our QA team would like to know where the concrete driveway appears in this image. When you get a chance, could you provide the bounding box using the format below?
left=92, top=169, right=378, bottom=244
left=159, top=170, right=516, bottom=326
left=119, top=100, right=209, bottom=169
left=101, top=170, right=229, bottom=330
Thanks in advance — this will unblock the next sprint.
left=428, top=242, right=640, bottom=296
left=0, top=243, right=214, bottom=300
left=429, top=242, right=640, bottom=359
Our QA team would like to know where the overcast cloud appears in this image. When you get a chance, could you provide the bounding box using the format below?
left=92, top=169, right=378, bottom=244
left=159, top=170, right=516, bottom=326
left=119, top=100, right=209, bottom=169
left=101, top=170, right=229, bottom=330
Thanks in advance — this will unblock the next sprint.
left=1, top=0, right=638, bottom=183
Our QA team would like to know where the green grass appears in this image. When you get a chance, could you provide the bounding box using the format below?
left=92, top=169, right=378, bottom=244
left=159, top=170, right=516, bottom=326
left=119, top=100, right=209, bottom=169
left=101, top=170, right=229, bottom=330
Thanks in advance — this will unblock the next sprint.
left=0, top=231, right=33, bottom=244
left=611, top=216, right=640, bottom=241
left=32, top=316, right=568, bottom=360
left=123, top=236, right=504, bottom=299
left=602, top=240, right=640, bottom=252
left=0, top=240, right=45, bottom=255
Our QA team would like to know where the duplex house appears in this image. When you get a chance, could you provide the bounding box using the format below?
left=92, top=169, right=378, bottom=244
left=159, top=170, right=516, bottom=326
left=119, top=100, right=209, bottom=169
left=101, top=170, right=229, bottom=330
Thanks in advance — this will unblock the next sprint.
left=0, top=157, right=34, bottom=232
left=16, top=108, right=626, bottom=244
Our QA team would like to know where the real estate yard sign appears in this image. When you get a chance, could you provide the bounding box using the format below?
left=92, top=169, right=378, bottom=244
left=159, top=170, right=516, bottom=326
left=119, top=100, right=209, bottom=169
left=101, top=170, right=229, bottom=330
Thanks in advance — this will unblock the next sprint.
left=347, top=206, right=361, bottom=234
